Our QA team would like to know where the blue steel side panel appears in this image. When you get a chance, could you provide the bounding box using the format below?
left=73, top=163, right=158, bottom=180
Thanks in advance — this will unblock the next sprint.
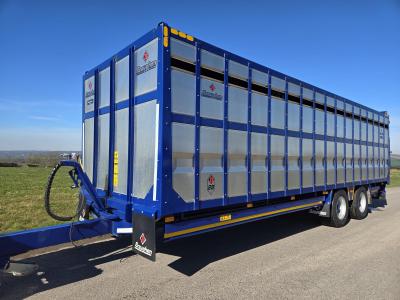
left=284, top=78, right=288, bottom=196
left=164, top=197, right=323, bottom=240
left=127, top=46, right=135, bottom=204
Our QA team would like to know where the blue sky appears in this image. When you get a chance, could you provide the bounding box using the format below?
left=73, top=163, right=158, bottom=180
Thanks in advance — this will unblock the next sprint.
left=0, top=0, right=399, bottom=152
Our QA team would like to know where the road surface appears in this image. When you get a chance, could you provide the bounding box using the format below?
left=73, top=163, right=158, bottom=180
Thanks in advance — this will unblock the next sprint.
left=1, top=187, right=400, bottom=299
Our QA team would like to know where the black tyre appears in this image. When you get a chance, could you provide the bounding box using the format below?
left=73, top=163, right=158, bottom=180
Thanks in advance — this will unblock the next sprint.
left=329, top=190, right=349, bottom=227
left=350, top=187, right=369, bottom=220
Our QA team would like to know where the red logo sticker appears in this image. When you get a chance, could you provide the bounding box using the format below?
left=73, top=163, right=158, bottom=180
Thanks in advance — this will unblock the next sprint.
left=139, top=233, right=146, bottom=245
left=143, top=51, right=149, bottom=62
left=209, top=84, right=216, bottom=92
left=88, top=81, right=93, bottom=90
left=207, top=175, right=215, bottom=195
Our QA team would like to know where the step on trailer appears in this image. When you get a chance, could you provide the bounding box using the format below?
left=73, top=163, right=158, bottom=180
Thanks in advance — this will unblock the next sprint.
left=0, top=22, right=390, bottom=266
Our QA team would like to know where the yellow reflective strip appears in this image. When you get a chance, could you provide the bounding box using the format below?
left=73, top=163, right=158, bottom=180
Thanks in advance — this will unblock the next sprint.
left=163, top=36, right=169, bottom=47
left=178, top=31, right=187, bottom=38
left=171, top=28, right=178, bottom=35
left=163, top=26, right=169, bottom=37
left=186, top=35, right=194, bottom=42
left=164, top=201, right=322, bottom=239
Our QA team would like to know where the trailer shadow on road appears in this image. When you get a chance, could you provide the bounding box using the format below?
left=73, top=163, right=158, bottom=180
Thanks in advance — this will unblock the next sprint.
left=0, top=212, right=321, bottom=299
left=162, top=211, right=321, bottom=276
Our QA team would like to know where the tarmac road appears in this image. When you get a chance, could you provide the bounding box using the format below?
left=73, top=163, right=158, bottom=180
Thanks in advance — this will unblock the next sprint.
left=1, top=187, right=400, bottom=299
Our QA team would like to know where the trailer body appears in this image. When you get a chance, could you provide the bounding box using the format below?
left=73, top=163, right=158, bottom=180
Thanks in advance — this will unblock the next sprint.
left=81, top=22, right=390, bottom=260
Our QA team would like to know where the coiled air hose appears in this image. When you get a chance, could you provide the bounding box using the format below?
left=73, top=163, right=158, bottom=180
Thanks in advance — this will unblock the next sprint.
left=44, top=162, right=85, bottom=221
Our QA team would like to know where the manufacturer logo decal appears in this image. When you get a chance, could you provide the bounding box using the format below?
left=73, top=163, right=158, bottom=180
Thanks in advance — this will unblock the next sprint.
left=143, top=51, right=149, bottom=62
left=85, top=79, right=95, bottom=106
left=134, top=232, right=152, bottom=257
left=207, top=175, right=216, bottom=195
left=201, top=82, right=223, bottom=101
left=139, top=233, right=146, bottom=245
left=136, top=49, right=157, bottom=76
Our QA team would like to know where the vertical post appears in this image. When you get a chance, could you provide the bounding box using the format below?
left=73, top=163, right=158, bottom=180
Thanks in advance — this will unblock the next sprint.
left=312, top=89, right=316, bottom=191
left=352, top=105, right=355, bottom=185
left=299, top=84, right=303, bottom=193
left=108, top=58, right=116, bottom=195
left=194, top=43, right=201, bottom=210
left=93, top=69, right=99, bottom=188
left=247, top=66, right=252, bottom=202
left=161, top=24, right=172, bottom=213
left=324, top=94, right=327, bottom=188
left=334, top=97, right=337, bottom=187
left=284, top=78, right=288, bottom=195
left=223, top=56, right=229, bottom=206
left=127, top=46, right=135, bottom=202
left=267, top=73, right=271, bottom=198
left=344, top=100, right=347, bottom=184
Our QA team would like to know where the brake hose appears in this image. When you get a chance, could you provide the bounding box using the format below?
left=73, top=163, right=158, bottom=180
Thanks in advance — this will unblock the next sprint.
left=44, top=162, right=85, bottom=221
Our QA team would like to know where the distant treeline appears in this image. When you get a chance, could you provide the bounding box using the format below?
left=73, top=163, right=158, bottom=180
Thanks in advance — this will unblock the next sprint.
left=0, top=151, right=80, bottom=167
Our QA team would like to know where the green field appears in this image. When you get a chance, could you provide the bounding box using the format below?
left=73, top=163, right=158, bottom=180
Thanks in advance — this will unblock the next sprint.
left=0, top=166, right=79, bottom=233
left=1, top=166, right=400, bottom=233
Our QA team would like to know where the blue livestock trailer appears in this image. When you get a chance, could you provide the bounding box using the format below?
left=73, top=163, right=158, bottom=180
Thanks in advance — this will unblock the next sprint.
left=0, top=22, right=390, bottom=266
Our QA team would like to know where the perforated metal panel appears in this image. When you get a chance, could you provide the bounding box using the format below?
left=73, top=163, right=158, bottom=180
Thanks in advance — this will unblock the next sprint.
left=302, top=139, right=313, bottom=188
left=171, top=69, right=196, bottom=116
left=271, top=135, right=285, bottom=192
left=172, top=123, right=195, bottom=202
left=170, top=38, right=196, bottom=62
left=133, top=100, right=158, bottom=199
left=327, top=141, right=335, bottom=185
left=337, top=115, right=344, bottom=138
left=252, top=69, right=268, bottom=86
left=115, top=56, right=129, bottom=103
left=327, top=112, right=335, bottom=137
left=228, top=85, right=247, bottom=124
left=229, top=60, right=248, bottom=80
left=345, top=117, right=352, bottom=139
left=251, top=92, right=268, bottom=126
left=83, top=118, right=94, bottom=182
left=96, top=114, right=109, bottom=190
left=315, top=109, right=324, bottom=135
left=287, top=137, right=300, bottom=190
left=361, top=145, right=367, bottom=180
left=354, top=144, right=360, bottom=181
left=346, top=143, right=353, bottom=183
left=201, top=50, right=224, bottom=72
left=287, top=102, right=300, bottom=131
left=337, top=143, right=345, bottom=184
left=251, top=132, right=267, bottom=194
left=200, top=77, right=224, bottom=120
left=380, top=147, right=385, bottom=179
left=368, top=122, right=373, bottom=142
left=315, top=140, right=324, bottom=186
left=99, top=68, right=110, bottom=108
left=385, top=147, right=389, bottom=177
left=114, top=108, right=129, bottom=194
left=303, top=88, right=313, bottom=100
left=361, top=122, right=367, bottom=141
left=288, top=82, right=300, bottom=96
left=134, top=38, right=158, bottom=97
left=315, top=92, right=324, bottom=105
left=368, top=146, right=374, bottom=179
left=354, top=120, right=360, bottom=140
left=271, top=97, right=285, bottom=129
left=200, top=127, right=223, bottom=200
left=374, top=124, right=379, bottom=144
left=228, top=130, right=247, bottom=197
left=271, top=76, right=285, bottom=92
left=374, top=146, right=380, bottom=179
left=302, top=106, right=313, bottom=133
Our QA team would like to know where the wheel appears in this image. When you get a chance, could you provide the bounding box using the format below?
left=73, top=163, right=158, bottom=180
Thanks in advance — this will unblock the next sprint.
left=329, top=190, right=349, bottom=227
left=350, top=187, right=369, bottom=220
